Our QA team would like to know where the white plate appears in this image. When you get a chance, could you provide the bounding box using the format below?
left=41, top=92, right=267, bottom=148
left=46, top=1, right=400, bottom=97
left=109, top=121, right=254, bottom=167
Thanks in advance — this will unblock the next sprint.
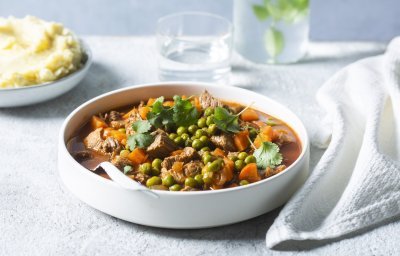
left=0, top=40, right=92, bottom=108
left=58, top=82, right=310, bottom=228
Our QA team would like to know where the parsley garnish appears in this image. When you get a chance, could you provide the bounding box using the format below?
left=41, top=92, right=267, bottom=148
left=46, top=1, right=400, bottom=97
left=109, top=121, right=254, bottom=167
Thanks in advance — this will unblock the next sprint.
left=127, top=120, right=154, bottom=150
left=172, top=95, right=198, bottom=127
left=213, top=107, right=240, bottom=133
left=147, top=95, right=198, bottom=130
left=253, top=141, right=283, bottom=169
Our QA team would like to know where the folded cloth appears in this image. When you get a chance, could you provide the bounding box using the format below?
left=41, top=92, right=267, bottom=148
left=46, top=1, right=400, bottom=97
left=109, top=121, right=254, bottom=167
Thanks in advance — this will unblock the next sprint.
left=266, top=37, right=400, bottom=249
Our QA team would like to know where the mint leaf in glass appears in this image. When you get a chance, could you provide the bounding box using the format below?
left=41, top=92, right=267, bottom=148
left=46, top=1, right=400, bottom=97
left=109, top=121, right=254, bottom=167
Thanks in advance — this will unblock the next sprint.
left=265, top=27, right=284, bottom=58
left=252, top=5, right=269, bottom=21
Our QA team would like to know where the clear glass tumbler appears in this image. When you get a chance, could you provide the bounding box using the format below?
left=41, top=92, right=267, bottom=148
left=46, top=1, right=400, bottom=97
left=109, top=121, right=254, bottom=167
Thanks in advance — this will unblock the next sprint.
left=234, top=0, right=309, bottom=64
left=156, top=12, right=233, bottom=83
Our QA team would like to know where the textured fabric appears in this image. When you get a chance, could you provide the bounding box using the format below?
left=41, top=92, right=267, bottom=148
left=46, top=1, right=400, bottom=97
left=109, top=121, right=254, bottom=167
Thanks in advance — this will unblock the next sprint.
left=266, top=37, right=400, bottom=248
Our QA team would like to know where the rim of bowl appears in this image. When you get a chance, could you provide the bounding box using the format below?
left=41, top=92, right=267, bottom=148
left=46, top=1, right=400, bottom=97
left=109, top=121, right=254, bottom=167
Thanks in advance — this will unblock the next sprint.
left=156, top=11, right=233, bottom=38
left=59, top=82, right=309, bottom=196
left=0, top=39, right=93, bottom=92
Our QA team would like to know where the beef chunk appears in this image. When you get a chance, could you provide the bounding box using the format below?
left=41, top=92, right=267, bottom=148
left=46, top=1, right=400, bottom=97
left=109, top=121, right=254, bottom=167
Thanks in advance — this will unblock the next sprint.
left=105, top=111, right=122, bottom=122
left=161, top=147, right=200, bottom=170
left=210, top=134, right=236, bottom=152
left=146, top=129, right=179, bottom=158
left=84, top=128, right=122, bottom=156
left=101, top=137, right=122, bottom=156
left=183, top=161, right=203, bottom=177
left=84, top=128, right=104, bottom=152
left=161, top=161, right=186, bottom=183
left=111, top=156, right=133, bottom=171
left=199, top=90, right=222, bottom=109
left=125, top=108, right=142, bottom=135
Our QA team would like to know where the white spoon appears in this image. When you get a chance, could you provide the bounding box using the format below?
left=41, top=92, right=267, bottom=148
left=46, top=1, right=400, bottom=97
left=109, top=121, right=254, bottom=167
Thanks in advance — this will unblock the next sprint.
left=95, top=162, right=159, bottom=199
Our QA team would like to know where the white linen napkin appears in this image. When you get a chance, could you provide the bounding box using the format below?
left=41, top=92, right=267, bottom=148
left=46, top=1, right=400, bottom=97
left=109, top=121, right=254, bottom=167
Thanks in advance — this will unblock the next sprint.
left=266, top=37, right=400, bottom=249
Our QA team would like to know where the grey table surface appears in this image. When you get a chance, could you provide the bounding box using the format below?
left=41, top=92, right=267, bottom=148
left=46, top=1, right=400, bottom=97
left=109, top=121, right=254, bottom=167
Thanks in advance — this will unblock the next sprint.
left=1, top=36, right=399, bottom=256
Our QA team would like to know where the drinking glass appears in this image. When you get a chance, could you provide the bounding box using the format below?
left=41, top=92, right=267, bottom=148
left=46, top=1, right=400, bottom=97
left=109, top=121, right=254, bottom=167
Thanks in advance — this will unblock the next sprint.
left=156, top=12, right=233, bottom=83
left=234, top=0, right=309, bottom=64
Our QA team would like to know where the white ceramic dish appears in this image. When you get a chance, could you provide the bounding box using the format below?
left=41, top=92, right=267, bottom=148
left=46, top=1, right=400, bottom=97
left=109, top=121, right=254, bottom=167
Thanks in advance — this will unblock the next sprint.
left=58, top=82, right=310, bottom=229
left=0, top=41, right=92, bottom=108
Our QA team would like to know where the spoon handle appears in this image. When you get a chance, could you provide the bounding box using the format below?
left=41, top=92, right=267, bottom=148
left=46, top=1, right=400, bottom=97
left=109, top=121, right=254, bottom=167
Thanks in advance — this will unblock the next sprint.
left=99, top=162, right=159, bottom=199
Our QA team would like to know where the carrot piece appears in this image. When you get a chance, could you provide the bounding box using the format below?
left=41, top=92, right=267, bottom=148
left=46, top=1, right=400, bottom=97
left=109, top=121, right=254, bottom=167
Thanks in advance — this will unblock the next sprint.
left=222, top=157, right=234, bottom=182
left=193, top=97, right=202, bottom=112
left=163, top=101, right=174, bottom=107
left=103, top=127, right=114, bottom=138
left=240, top=109, right=259, bottom=121
left=147, top=98, right=157, bottom=106
left=127, top=148, right=148, bottom=165
left=213, top=148, right=226, bottom=157
left=90, top=116, right=107, bottom=130
left=239, top=163, right=261, bottom=183
left=234, top=130, right=249, bottom=151
left=122, top=107, right=136, bottom=119
left=181, top=95, right=187, bottom=99
left=254, top=125, right=273, bottom=148
left=110, top=130, right=127, bottom=142
left=138, top=106, right=150, bottom=120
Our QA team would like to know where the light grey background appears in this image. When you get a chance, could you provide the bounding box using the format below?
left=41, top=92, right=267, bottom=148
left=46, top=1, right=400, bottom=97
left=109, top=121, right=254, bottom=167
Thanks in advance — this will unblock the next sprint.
left=1, top=0, right=399, bottom=41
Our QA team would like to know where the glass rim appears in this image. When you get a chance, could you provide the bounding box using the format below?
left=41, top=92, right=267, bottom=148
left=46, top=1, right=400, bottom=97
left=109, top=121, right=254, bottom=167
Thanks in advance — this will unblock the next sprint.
left=156, top=11, right=233, bottom=36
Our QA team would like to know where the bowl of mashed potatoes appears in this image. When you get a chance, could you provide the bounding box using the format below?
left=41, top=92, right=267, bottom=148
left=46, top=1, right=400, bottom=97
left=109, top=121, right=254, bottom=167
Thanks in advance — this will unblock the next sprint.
left=0, top=16, right=92, bottom=107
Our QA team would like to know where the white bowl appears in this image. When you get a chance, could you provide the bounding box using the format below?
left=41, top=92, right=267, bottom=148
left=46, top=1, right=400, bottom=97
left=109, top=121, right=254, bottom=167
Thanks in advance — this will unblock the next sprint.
left=58, top=82, right=310, bottom=228
left=0, top=41, right=92, bottom=108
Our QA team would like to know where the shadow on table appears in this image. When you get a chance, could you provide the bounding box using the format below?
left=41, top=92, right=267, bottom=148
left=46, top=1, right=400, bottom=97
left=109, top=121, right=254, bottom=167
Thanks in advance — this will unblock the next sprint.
left=0, top=62, right=125, bottom=119
left=118, top=207, right=281, bottom=242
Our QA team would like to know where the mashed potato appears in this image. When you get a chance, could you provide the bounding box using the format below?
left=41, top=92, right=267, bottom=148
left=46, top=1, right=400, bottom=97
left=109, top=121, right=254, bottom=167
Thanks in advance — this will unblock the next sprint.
left=0, top=16, right=83, bottom=88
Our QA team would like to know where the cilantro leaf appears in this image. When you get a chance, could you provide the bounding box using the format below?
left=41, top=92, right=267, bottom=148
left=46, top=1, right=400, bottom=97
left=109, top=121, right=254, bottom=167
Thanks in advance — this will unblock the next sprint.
left=123, top=165, right=133, bottom=174
left=132, top=120, right=151, bottom=134
left=213, top=107, right=240, bottom=133
left=127, top=133, right=154, bottom=150
left=127, top=120, right=154, bottom=150
left=172, top=95, right=199, bottom=127
left=253, top=142, right=283, bottom=169
left=147, top=96, right=174, bottom=130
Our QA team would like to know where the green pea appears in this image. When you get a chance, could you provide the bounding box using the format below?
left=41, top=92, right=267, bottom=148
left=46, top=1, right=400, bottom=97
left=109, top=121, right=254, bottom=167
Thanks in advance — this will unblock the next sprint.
left=207, top=160, right=221, bottom=172
left=188, top=125, right=198, bottom=135
left=174, top=136, right=183, bottom=145
left=228, top=155, right=238, bottom=162
left=191, top=136, right=197, bottom=141
left=199, top=135, right=209, bottom=144
left=204, top=107, right=214, bottom=117
left=185, top=177, right=198, bottom=188
left=139, top=163, right=152, bottom=175
left=118, top=128, right=126, bottom=133
left=201, top=146, right=210, bottom=152
left=195, top=129, right=206, bottom=138
left=181, top=133, right=190, bottom=141
left=206, top=116, right=214, bottom=126
left=238, top=152, right=248, bottom=160
left=169, top=184, right=182, bottom=191
left=207, top=124, right=217, bottom=135
left=244, top=155, right=257, bottom=164
left=162, top=175, right=175, bottom=187
left=192, top=139, right=203, bottom=150
left=202, top=153, right=213, bottom=164
left=194, top=174, right=204, bottom=186
left=146, top=176, right=162, bottom=187
left=151, top=167, right=160, bottom=176
left=120, top=149, right=130, bottom=158
left=235, top=160, right=244, bottom=171
left=203, top=172, right=213, bottom=184
left=169, top=133, right=178, bottom=140
left=240, top=180, right=250, bottom=186
left=152, top=158, right=162, bottom=170
left=249, top=129, right=258, bottom=139
left=177, top=126, right=187, bottom=136
left=197, top=117, right=207, bottom=128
